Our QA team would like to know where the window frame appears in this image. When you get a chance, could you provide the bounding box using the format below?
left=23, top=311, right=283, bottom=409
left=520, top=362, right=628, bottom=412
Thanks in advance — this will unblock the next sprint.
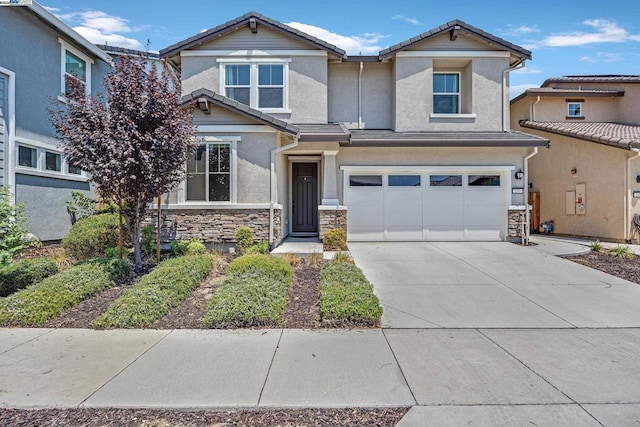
left=59, top=38, right=93, bottom=101
left=183, top=138, right=238, bottom=204
left=15, top=141, right=86, bottom=180
left=218, top=58, right=290, bottom=113
left=433, top=72, right=461, bottom=114
left=567, top=102, right=583, bottom=118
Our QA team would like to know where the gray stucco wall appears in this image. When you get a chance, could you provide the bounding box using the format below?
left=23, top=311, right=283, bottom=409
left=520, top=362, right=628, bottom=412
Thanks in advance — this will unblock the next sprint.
left=394, top=57, right=433, bottom=131
left=0, top=72, right=5, bottom=184
left=15, top=173, right=91, bottom=241
left=236, top=132, right=275, bottom=203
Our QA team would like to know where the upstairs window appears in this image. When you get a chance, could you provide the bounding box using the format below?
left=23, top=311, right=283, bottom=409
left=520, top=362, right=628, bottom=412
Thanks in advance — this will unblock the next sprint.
left=221, top=61, right=288, bottom=111
left=59, top=39, right=92, bottom=98
left=433, top=73, right=460, bottom=114
left=567, top=102, right=582, bottom=118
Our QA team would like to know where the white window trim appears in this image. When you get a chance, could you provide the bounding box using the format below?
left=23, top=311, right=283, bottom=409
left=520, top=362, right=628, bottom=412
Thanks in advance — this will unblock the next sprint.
left=567, top=102, right=583, bottom=117
left=218, top=59, right=290, bottom=113
left=0, top=65, right=16, bottom=196
left=180, top=137, right=238, bottom=204
left=15, top=141, right=88, bottom=181
left=433, top=71, right=461, bottom=114
left=59, top=38, right=93, bottom=102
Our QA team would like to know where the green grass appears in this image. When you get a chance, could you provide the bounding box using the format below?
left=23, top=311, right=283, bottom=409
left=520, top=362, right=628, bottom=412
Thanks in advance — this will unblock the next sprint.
left=0, top=257, right=59, bottom=297
left=319, top=261, right=382, bottom=324
left=204, top=254, right=293, bottom=328
left=94, top=254, right=215, bottom=328
left=0, top=259, right=128, bottom=326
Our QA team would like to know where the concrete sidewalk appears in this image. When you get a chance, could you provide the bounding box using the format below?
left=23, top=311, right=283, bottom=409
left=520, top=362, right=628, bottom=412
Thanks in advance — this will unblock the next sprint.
left=2, top=327, right=640, bottom=426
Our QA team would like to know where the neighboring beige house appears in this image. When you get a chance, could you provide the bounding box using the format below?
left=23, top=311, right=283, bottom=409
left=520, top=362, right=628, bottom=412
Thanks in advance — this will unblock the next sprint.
left=511, top=75, right=640, bottom=242
left=157, top=12, right=548, bottom=247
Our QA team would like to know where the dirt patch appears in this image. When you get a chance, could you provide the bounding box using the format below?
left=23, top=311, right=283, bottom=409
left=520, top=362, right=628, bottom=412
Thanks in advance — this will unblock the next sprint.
left=43, top=286, right=128, bottom=329
left=568, top=251, right=640, bottom=284
left=153, top=257, right=227, bottom=329
left=283, top=259, right=322, bottom=329
left=0, top=407, right=408, bottom=427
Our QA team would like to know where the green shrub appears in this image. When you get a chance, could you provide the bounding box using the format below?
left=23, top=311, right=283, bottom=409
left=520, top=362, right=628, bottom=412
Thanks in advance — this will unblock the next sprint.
left=609, top=245, right=633, bottom=259
left=85, top=257, right=131, bottom=283
left=244, top=241, right=270, bottom=255
left=323, top=228, right=346, bottom=251
left=94, top=254, right=214, bottom=328
left=590, top=241, right=603, bottom=253
left=65, top=190, right=95, bottom=224
left=235, top=226, right=254, bottom=253
left=0, top=262, right=118, bottom=326
left=141, top=226, right=155, bottom=255
left=331, top=251, right=353, bottom=264
left=187, top=237, right=206, bottom=255
left=205, top=254, right=293, bottom=327
left=0, top=187, right=36, bottom=265
left=170, top=239, right=190, bottom=256
left=319, top=261, right=382, bottom=324
left=104, top=246, right=120, bottom=258
left=62, top=213, right=120, bottom=261
left=0, top=258, right=59, bottom=297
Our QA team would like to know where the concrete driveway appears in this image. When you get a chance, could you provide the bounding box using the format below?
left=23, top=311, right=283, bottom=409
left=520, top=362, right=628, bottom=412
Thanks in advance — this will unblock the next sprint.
left=349, top=242, right=640, bottom=328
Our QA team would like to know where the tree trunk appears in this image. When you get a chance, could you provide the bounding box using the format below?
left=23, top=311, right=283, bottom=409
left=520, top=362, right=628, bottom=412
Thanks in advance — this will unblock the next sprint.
left=132, top=221, right=143, bottom=272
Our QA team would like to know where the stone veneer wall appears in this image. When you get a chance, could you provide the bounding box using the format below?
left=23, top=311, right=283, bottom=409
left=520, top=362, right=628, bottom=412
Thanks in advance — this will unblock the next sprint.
left=144, top=208, right=281, bottom=245
left=319, top=208, right=347, bottom=240
left=507, top=209, right=525, bottom=241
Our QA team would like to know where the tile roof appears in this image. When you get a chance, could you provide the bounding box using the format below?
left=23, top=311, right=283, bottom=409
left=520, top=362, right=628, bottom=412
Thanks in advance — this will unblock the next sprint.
left=181, top=89, right=300, bottom=135
left=97, top=44, right=160, bottom=59
left=347, top=130, right=548, bottom=147
left=510, top=87, right=625, bottom=104
left=297, top=124, right=350, bottom=142
left=519, top=121, right=640, bottom=150
left=379, top=19, right=531, bottom=60
left=160, top=12, right=346, bottom=58
left=542, top=75, right=640, bottom=86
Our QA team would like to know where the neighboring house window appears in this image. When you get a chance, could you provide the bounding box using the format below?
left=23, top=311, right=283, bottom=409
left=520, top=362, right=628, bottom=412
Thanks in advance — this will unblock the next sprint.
left=16, top=143, right=84, bottom=178
left=433, top=73, right=460, bottom=114
left=567, top=102, right=582, bottom=117
left=18, top=146, right=37, bottom=168
left=59, top=39, right=92, bottom=98
left=186, top=143, right=232, bottom=202
left=220, top=60, right=289, bottom=111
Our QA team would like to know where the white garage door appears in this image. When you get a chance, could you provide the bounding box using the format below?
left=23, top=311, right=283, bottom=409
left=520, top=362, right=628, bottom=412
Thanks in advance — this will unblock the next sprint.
left=345, top=169, right=509, bottom=241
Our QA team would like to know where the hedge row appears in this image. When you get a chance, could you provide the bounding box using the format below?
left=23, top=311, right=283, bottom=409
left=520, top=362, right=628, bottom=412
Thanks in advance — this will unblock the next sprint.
left=319, top=261, right=382, bottom=324
left=0, top=258, right=130, bottom=326
left=0, top=258, right=59, bottom=297
left=94, top=254, right=215, bottom=328
left=204, top=254, right=293, bottom=328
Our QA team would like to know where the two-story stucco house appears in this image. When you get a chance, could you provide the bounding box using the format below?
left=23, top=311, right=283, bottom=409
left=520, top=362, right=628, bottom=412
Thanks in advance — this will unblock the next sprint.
left=511, top=75, right=640, bottom=242
left=156, top=12, right=548, bottom=247
left=0, top=2, right=112, bottom=241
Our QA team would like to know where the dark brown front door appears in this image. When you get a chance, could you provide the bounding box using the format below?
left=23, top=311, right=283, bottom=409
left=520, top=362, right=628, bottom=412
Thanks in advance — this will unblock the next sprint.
left=292, top=163, right=318, bottom=233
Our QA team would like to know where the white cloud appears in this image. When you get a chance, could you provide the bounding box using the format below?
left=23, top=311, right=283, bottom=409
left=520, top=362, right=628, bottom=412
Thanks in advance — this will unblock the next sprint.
left=510, top=83, right=539, bottom=99
left=503, top=24, right=540, bottom=36
left=43, top=6, right=60, bottom=13
left=57, top=10, right=144, bottom=50
left=512, top=67, right=543, bottom=74
left=580, top=51, right=624, bottom=62
left=286, top=22, right=386, bottom=54
left=542, top=19, right=640, bottom=47
left=392, top=15, right=421, bottom=25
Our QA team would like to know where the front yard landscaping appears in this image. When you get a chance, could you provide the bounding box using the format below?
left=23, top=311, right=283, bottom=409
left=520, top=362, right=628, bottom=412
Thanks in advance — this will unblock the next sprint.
left=568, top=247, right=640, bottom=284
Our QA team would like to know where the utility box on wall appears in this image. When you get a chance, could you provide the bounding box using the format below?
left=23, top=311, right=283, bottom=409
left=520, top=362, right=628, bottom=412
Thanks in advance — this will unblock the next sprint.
left=576, top=183, right=586, bottom=215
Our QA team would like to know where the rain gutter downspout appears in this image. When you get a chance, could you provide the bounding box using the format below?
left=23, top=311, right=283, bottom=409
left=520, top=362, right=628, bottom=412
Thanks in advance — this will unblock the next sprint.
left=625, top=148, right=640, bottom=242
left=532, top=96, right=541, bottom=121
left=523, top=147, right=539, bottom=244
left=358, top=61, right=364, bottom=129
left=269, top=135, right=299, bottom=248
left=502, top=59, right=525, bottom=131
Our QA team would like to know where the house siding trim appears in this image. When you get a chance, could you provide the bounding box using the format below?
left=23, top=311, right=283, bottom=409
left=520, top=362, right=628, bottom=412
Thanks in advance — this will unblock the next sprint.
left=0, top=66, right=16, bottom=195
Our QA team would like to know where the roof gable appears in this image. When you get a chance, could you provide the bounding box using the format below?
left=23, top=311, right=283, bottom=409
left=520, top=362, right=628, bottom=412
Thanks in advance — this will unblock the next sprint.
left=379, top=19, right=531, bottom=61
left=161, top=12, right=346, bottom=59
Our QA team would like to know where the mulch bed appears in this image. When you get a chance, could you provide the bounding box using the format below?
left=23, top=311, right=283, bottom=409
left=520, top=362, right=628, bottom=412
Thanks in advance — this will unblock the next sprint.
left=43, top=286, right=128, bottom=329
left=568, top=251, right=640, bottom=284
left=0, top=408, right=409, bottom=427
left=283, top=259, right=322, bottom=328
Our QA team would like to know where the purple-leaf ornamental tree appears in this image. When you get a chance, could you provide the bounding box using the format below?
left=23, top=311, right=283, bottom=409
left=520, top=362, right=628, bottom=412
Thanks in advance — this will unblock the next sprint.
left=50, top=54, right=197, bottom=271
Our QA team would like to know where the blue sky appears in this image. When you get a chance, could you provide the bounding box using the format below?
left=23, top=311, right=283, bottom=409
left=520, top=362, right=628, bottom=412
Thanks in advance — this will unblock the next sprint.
left=44, top=0, right=640, bottom=98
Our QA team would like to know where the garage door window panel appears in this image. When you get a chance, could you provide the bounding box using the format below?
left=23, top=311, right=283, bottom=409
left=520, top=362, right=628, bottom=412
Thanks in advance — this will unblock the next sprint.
left=350, top=175, right=382, bottom=187
left=430, top=175, right=462, bottom=187
left=388, top=175, right=421, bottom=187
left=468, top=175, right=501, bottom=187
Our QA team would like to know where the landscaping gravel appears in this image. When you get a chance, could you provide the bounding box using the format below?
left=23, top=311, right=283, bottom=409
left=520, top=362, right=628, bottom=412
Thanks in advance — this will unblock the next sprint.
left=0, top=407, right=409, bottom=427
left=568, top=251, right=640, bottom=284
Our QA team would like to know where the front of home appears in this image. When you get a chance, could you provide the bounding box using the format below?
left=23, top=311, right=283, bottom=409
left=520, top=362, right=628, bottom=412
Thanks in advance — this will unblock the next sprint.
left=511, top=76, right=640, bottom=242
left=0, top=3, right=112, bottom=241
left=154, top=13, right=548, bottom=247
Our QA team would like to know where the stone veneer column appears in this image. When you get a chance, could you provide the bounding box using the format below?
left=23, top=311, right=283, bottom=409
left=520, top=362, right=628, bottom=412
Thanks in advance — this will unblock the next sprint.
left=507, top=207, right=527, bottom=242
left=318, top=206, right=348, bottom=240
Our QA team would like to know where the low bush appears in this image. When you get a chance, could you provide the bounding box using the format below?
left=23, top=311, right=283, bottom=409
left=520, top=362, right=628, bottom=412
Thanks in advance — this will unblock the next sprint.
left=609, top=245, right=633, bottom=259
left=141, top=226, right=155, bottom=255
left=244, top=241, right=270, bottom=255
left=319, top=261, right=382, bottom=324
left=0, top=258, right=59, bottom=297
left=234, top=226, right=254, bottom=253
left=94, top=254, right=214, bottom=328
left=62, top=214, right=120, bottom=261
left=170, top=239, right=190, bottom=256
left=590, top=241, right=603, bottom=253
left=205, top=254, right=293, bottom=327
left=186, top=238, right=206, bottom=255
left=0, top=261, right=123, bottom=326
left=323, top=228, right=346, bottom=251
